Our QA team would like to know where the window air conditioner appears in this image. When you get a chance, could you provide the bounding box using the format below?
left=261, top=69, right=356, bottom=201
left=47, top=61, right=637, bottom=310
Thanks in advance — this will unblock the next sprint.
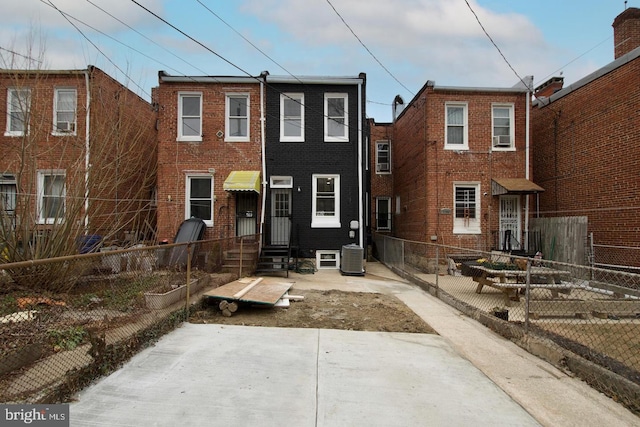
left=493, top=135, right=511, bottom=147
left=57, top=121, right=75, bottom=132
left=376, top=163, right=390, bottom=172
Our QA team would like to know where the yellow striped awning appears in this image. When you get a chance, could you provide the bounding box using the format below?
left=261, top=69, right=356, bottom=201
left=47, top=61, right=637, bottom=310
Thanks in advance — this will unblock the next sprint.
left=223, top=171, right=261, bottom=193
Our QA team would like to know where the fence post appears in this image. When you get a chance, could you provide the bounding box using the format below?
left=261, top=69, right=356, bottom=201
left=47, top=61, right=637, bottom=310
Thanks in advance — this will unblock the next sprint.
left=186, top=242, right=192, bottom=319
left=401, top=240, right=405, bottom=271
left=524, top=258, right=531, bottom=332
left=239, top=237, right=244, bottom=277
left=435, top=245, right=439, bottom=291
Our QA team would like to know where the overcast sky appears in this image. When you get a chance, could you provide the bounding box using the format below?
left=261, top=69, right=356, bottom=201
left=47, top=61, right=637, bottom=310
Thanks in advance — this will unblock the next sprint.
left=0, top=0, right=634, bottom=121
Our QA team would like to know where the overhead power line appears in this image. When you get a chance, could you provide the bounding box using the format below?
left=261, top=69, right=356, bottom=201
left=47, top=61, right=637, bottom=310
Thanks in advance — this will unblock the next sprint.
left=324, top=0, right=414, bottom=96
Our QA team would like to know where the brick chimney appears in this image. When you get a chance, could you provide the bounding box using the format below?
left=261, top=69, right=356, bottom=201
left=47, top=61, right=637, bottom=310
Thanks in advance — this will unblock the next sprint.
left=534, top=76, right=564, bottom=99
left=613, top=7, right=640, bottom=59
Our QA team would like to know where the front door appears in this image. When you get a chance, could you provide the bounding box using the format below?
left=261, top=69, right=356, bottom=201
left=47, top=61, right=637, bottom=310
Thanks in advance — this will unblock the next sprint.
left=236, top=193, right=257, bottom=237
left=499, top=195, right=521, bottom=250
left=271, top=189, right=291, bottom=245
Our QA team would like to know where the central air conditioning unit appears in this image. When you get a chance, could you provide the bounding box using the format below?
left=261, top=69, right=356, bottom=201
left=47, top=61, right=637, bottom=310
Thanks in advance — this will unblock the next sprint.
left=340, top=244, right=365, bottom=276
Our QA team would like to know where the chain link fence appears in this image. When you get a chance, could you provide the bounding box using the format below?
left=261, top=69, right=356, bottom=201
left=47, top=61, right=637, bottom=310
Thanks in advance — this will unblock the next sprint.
left=373, top=233, right=640, bottom=414
left=0, top=235, right=257, bottom=403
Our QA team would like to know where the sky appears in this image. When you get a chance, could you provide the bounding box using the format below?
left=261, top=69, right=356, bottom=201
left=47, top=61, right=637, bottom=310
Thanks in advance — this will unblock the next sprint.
left=0, top=0, right=635, bottom=122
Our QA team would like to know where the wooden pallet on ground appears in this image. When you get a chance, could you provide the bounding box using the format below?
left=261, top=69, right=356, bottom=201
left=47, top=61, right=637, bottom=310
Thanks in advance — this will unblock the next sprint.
left=203, top=277, right=293, bottom=316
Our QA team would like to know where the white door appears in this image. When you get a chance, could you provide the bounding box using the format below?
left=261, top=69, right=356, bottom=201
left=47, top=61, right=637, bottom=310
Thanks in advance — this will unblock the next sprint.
left=499, top=195, right=521, bottom=250
left=271, top=189, right=291, bottom=245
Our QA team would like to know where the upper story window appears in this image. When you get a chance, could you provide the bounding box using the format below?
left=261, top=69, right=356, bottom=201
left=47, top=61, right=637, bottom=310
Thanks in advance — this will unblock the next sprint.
left=453, top=182, right=480, bottom=234
left=226, top=93, right=249, bottom=142
left=186, top=174, right=213, bottom=226
left=445, top=102, right=468, bottom=150
left=492, top=104, right=514, bottom=150
left=5, top=88, right=31, bottom=136
left=324, top=93, right=348, bottom=142
left=53, top=88, right=77, bottom=134
left=38, top=170, right=66, bottom=225
left=312, top=174, right=341, bottom=228
left=178, top=92, right=202, bottom=142
left=375, top=141, right=391, bottom=173
left=280, top=93, right=304, bottom=142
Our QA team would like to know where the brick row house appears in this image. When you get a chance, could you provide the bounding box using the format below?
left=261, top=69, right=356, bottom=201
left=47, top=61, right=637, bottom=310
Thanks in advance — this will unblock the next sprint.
left=531, top=7, right=640, bottom=267
left=155, top=72, right=368, bottom=271
left=0, top=66, right=156, bottom=261
left=371, top=79, right=543, bottom=252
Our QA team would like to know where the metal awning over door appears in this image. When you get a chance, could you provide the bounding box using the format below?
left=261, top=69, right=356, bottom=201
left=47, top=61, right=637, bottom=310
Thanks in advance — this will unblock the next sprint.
left=223, top=171, right=261, bottom=193
left=491, top=178, right=544, bottom=196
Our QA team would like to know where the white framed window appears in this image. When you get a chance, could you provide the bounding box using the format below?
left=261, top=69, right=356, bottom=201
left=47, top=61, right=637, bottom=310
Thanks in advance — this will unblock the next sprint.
left=492, top=103, right=514, bottom=150
left=312, top=174, right=340, bottom=228
left=37, top=170, right=65, bottom=225
left=376, top=197, right=391, bottom=231
left=280, top=93, right=304, bottom=142
left=5, top=88, right=30, bottom=136
left=226, top=93, right=249, bottom=142
left=270, top=176, right=293, bottom=189
left=324, top=93, right=348, bottom=142
left=453, top=182, right=481, bottom=234
left=375, top=141, right=391, bottom=173
left=178, top=92, right=202, bottom=142
left=53, top=88, right=77, bottom=134
left=316, top=250, right=340, bottom=269
left=185, top=174, right=213, bottom=226
left=445, top=102, right=468, bottom=149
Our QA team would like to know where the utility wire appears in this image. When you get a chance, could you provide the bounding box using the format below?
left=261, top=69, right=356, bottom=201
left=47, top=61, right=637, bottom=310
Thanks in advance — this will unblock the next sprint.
left=0, top=46, right=43, bottom=64
left=46, top=0, right=150, bottom=97
left=325, top=0, right=414, bottom=96
left=463, top=0, right=531, bottom=90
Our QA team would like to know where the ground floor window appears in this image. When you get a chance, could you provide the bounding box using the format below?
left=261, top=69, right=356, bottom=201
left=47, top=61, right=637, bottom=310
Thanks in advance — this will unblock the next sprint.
left=316, top=250, right=340, bottom=269
left=453, top=182, right=480, bottom=234
left=312, top=174, right=340, bottom=228
left=38, top=170, right=65, bottom=224
left=0, top=175, right=17, bottom=229
left=376, top=197, right=391, bottom=231
left=186, top=175, right=213, bottom=226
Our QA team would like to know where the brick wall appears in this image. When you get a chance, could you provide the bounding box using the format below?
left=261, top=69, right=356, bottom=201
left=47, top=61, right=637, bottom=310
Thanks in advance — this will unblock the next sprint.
left=532, top=55, right=640, bottom=252
left=393, top=86, right=531, bottom=250
left=369, top=119, right=394, bottom=232
left=155, top=80, right=262, bottom=242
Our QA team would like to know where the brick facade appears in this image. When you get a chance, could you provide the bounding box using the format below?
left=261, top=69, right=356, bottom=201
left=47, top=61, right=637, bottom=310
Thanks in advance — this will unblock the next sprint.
left=155, top=75, right=262, bottom=242
left=532, top=9, right=640, bottom=264
left=390, top=82, right=533, bottom=250
left=0, top=66, right=156, bottom=248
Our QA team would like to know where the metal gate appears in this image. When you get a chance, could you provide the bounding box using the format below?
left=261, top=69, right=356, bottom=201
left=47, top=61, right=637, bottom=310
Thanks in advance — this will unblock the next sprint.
left=499, top=195, right=521, bottom=250
left=270, top=189, right=291, bottom=245
left=236, top=193, right=257, bottom=236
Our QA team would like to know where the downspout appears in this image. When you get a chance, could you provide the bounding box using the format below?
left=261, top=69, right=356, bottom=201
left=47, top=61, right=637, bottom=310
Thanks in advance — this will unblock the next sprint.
left=524, top=88, right=531, bottom=250
left=357, top=76, right=364, bottom=249
left=259, top=73, right=267, bottom=253
left=84, top=68, right=91, bottom=231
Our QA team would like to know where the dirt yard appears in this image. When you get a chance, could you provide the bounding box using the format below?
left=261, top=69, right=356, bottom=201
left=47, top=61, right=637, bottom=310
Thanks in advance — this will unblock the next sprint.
left=190, top=288, right=437, bottom=334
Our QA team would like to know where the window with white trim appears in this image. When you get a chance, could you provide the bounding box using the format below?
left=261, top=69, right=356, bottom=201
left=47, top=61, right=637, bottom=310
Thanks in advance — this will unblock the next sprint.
left=453, top=183, right=481, bottom=234
left=316, top=250, right=340, bottom=269
left=226, top=93, right=249, bottom=142
left=280, top=93, right=304, bottom=141
left=375, top=141, right=391, bottom=173
left=53, top=88, right=77, bottom=134
left=178, top=92, right=202, bottom=141
left=324, top=93, right=348, bottom=142
left=38, top=170, right=65, bottom=224
left=376, top=197, right=391, bottom=231
left=5, top=88, right=30, bottom=136
left=186, top=175, right=213, bottom=226
left=445, top=102, right=468, bottom=149
left=492, top=104, right=514, bottom=150
left=312, top=174, right=340, bottom=228
left=270, top=176, right=293, bottom=188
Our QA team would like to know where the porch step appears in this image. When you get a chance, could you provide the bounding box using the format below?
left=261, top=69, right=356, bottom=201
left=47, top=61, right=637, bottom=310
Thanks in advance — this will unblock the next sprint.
left=256, top=245, right=291, bottom=277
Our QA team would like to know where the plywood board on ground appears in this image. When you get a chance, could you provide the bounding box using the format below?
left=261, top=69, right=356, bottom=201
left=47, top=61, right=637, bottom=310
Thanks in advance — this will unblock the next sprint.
left=204, top=278, right=293, bottom=305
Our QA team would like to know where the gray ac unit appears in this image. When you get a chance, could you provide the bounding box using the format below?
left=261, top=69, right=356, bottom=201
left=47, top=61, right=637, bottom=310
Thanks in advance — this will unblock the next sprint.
left=340, top=244, right=365, bottom=276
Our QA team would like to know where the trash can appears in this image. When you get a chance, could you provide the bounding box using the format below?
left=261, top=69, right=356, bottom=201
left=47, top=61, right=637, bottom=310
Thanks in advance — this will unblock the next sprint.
left=78, top=235, right=102, bottom=254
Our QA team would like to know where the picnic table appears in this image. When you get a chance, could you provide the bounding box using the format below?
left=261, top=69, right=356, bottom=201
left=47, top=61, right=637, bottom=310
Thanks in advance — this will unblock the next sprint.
left=471, top=265, right=573, bottom=306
